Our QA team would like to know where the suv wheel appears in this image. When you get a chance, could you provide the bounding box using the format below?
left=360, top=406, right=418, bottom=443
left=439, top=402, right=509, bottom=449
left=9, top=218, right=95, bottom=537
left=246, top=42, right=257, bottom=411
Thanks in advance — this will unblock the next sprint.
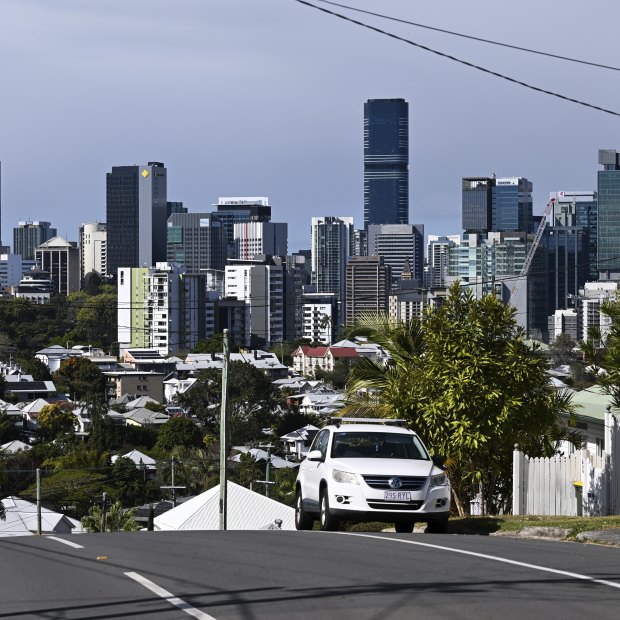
left=319, top=488, right=339, bottom=531
left=295, top=489, right=314, bottom=530
left=426, top=518, right=448, bottom=534
left=394, top=519, right=415, bottom=533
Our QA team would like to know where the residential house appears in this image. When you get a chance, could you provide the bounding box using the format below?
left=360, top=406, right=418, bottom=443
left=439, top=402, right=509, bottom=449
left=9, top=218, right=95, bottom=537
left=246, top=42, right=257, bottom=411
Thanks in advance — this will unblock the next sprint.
left=0, top=496, right=81, bottom=537
left=122, top=407, right=170, bottom=427
left=280, top=424, right=320, bottom=459
left=153, top=482, right=295, bottom=531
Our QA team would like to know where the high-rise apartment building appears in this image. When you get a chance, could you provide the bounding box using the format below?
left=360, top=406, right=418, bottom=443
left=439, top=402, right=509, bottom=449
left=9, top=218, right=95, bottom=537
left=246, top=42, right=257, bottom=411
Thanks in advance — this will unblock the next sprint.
left=597, top=149, right=620, bottom=279
left=79, top=222, right=107, bottom=280
left=364, top=99, right=409, bottom=227
left=166, top=212, right=227, bottom=276
left=214, top=197, right=271, bottom=256
left=367, top=223, right=424, bottom=281
left=302, top=292, right=337, bottom=345
left=106, top=162, right=168, bottom=275
left=35, top=236, right=80, bottom=295
left=345, top=256, right=391, bottom=326
left=225, top=256, right=285, bottom=348
left=311, top=216, right=354, bottom=326
left=491, top=177, right=533, bottom=233
left=13, top=221, right=57, bottom=260
left=233, top=221, right=288, bottom=260
left=118, top=262, right=215, bottom=355
left=426, top=235, right=459, bottom=289
left=462, top=177, right=495, bottom=233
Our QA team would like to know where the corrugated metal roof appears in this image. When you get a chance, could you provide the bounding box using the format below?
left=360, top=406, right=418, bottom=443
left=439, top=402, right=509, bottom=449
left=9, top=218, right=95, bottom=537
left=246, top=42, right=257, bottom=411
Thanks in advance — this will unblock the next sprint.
left=153, top=482, right=295, bottom=531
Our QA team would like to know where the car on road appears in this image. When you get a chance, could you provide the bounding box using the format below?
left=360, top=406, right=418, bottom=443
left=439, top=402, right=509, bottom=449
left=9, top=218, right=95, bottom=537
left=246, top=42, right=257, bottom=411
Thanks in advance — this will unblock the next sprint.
left=295, top=418, right=450, bottom=533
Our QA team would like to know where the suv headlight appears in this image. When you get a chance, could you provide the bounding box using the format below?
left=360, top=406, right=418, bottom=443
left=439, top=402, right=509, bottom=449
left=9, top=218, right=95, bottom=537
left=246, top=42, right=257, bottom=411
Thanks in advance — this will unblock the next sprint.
left=430, top=472, right=448, bottom=487
left=332, top=469, right=359, bottom=485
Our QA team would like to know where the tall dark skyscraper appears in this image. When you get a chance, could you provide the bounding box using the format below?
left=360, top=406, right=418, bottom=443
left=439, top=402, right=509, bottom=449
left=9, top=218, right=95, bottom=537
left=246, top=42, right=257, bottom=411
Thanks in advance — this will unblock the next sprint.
left=597, top=149, right=620, bottom=279
left=106, top=162, right=167, bottom=276
left=364, top=98, right=409, bottom=227
left=462, top=177, right=495, bottom=233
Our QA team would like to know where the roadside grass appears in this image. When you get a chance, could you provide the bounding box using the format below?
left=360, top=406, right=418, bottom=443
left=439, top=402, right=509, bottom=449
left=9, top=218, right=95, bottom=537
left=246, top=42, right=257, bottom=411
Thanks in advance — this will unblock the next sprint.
left=344, top=515, right=620, bottom=537
left=448, top=515, right=620, bottom=537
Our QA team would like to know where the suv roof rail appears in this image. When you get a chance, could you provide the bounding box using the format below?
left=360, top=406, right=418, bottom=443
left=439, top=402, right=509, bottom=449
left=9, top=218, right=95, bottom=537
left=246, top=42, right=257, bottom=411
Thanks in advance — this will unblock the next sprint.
left=328, top=417, right=408, bottom=428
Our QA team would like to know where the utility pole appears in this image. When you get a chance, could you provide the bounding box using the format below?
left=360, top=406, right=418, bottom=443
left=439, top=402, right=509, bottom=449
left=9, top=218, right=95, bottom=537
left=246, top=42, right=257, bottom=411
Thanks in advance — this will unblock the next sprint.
left=101, top=492, right=108, bottom=532
left=171, top=457, right=176, bottom=507
left=219, top=329, right=230, bottom=530
left=257, top=444, right=275, bottom=498
left=36, top=468, right=41, bottom=535
left=160, top=457, right=185, bottom=507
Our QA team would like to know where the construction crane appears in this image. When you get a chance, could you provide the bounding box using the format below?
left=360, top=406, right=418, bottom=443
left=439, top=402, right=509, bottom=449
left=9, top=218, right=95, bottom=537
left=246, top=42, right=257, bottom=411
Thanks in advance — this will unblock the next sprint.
left=510, top=197, right=556, bottom=303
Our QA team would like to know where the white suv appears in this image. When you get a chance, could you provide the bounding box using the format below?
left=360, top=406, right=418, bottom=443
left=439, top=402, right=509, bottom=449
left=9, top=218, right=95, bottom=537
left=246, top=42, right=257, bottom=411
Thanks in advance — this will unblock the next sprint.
left=295, top=419, right=450, bottom=533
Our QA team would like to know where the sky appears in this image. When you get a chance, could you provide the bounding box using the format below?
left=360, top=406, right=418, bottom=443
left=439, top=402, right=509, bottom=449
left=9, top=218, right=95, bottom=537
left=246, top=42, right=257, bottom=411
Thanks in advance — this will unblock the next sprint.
left=1, top=0, right=618, bottom=254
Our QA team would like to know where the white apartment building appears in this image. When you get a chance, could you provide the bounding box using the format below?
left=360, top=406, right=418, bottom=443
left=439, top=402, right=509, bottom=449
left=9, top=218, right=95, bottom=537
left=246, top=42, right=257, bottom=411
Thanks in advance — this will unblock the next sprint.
left=79, top=222, right=107, bottom=279
left=302, top=292, right=336, bottom=344
left=225, top=257, right=285, bottom=349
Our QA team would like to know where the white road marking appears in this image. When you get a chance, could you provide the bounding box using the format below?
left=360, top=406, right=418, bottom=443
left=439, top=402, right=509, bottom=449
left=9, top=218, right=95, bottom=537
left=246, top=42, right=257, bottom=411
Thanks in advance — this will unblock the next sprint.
left=337, top=532, right=620, bottom=591
left=46, top=536, right=84, bottom=549
left=125, top=571, right=216, bottom=619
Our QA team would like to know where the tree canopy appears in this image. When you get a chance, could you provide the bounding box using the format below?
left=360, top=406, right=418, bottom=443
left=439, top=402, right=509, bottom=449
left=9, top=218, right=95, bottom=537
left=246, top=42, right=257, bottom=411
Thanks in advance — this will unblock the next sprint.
left=52, top=357, right=106, bottom=402
left=156, top=416, right=203, bottom=452
left=345, top=283, right=578, bottom=514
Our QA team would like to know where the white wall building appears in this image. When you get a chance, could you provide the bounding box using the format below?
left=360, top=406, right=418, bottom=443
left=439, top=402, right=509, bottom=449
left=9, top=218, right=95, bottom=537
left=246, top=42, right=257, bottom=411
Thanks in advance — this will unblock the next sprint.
left=79, top=222, right=107, bottom=279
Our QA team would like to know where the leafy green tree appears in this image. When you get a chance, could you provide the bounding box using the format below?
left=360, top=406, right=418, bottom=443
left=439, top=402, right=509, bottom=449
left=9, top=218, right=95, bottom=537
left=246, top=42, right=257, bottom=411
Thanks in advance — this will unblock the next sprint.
left=192, top=333, right=239, bottom=354
left=38, top=404, right=75, bottom=441
left=272, top=410, right=320, bottom=438
left=582, top=298, right=620, bottom=408
left=155, top=446, right=217, bottom=496
left=231, top=452, right=261, bottom=489
left=15, top=358, right=52, bottom=381
left=549, top=333, right=577, bottom=367
left=345, top=283, right=579, bottom=515
left=178, top=361, right=279, bottom=445
left=156, top=416, right=203, bottom=452
left=81, top=501, right=139, bottom=533
left=314, top=359, right=352, bottom=389
left=0, top=411, right=20, bottom=444
left=23, top=470, right=112, bottom=517
left=52, top=357, right=106, bottom=402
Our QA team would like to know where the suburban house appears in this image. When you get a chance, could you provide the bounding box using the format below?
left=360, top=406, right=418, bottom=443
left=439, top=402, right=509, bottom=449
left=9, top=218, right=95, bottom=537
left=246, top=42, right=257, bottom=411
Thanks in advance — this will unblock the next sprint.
left=122, top=407, right=170, bottom=427
left=0, top=496, right=82, bottom=537
left=3, top=374, right=57, bottom=402
left=153, top=482, right=295, bottom=531
left=280, top=424, right=320, bottom=459
left=180, top=350, right=289, bottom=381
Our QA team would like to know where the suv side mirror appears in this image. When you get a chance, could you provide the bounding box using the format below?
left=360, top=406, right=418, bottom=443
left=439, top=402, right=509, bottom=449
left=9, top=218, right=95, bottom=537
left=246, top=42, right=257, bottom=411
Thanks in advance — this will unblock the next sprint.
left=432, top=455, right=446, bottom=470
left=307, top=449, right=323, bottom=461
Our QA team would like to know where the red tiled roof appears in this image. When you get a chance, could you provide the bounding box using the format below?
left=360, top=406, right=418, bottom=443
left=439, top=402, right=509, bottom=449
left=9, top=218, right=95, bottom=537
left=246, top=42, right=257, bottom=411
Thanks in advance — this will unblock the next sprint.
left=304, top=347, right=329, bottom=357
left=328, top=347, right=358, bottom=358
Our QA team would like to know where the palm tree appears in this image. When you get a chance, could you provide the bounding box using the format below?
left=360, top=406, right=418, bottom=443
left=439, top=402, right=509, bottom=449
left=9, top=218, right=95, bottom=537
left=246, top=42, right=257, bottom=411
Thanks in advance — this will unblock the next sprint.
left=81, top=501, right=139, bottom=533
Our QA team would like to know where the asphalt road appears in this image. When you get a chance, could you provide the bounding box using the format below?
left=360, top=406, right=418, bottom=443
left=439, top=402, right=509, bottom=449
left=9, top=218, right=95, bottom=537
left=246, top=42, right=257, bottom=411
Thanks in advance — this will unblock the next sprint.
left=0, top=531, right=619, bottom=619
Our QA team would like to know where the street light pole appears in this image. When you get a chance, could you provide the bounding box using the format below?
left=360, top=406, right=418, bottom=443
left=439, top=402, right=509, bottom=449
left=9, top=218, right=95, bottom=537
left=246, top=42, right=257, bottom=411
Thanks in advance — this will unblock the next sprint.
left=219, top=329, right=230, bottom=530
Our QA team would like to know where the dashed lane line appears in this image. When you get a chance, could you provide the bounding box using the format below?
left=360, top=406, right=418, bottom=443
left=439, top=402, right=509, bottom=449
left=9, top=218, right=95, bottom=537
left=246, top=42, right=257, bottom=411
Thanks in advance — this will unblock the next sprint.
left=46, top=536, right=84, bottom=549
left=125, top=571, right=217, bottom=620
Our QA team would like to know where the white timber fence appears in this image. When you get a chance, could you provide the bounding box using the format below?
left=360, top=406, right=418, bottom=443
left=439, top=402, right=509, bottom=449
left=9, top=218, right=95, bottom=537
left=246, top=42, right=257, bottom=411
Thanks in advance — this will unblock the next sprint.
left=513, top=408, right=620, bottom=516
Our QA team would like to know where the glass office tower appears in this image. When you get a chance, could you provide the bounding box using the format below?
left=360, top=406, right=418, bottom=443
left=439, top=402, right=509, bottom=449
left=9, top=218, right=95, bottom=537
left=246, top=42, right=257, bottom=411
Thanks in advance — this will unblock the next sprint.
left=597, top=150, right=620, bottom=279
left=364, top=99, right=409, bottom=227
left=491, top=177, right=533, bottom=233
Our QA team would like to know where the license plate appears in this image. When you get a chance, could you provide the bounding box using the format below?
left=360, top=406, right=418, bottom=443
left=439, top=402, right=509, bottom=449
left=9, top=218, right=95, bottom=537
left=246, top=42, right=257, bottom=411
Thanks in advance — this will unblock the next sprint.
left=384, top=491, right=412, bottom=501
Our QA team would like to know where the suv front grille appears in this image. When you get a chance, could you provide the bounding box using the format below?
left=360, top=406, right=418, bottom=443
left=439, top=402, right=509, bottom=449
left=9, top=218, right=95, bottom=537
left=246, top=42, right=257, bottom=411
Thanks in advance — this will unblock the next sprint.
left=362, top=475, right=427, bottom=491
left=367, top=500, right=424, bottom=510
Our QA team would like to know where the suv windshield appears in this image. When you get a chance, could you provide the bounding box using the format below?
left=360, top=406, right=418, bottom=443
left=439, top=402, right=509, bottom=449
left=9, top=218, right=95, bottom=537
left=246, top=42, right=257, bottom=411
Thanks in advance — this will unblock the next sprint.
left=331, top=431, right=429, bottom=460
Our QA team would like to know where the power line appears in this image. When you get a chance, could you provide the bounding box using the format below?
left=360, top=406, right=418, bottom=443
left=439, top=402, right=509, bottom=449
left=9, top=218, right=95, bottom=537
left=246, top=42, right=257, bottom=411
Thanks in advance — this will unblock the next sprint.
left=293, top=0, right=620, bottom=118
left=313, top=0, right=620, bottom=72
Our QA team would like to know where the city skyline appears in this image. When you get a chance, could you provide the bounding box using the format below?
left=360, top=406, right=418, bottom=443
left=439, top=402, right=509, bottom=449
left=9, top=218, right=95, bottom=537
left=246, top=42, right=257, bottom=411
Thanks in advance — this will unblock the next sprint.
left=1, top=0, right=618, bottom=252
